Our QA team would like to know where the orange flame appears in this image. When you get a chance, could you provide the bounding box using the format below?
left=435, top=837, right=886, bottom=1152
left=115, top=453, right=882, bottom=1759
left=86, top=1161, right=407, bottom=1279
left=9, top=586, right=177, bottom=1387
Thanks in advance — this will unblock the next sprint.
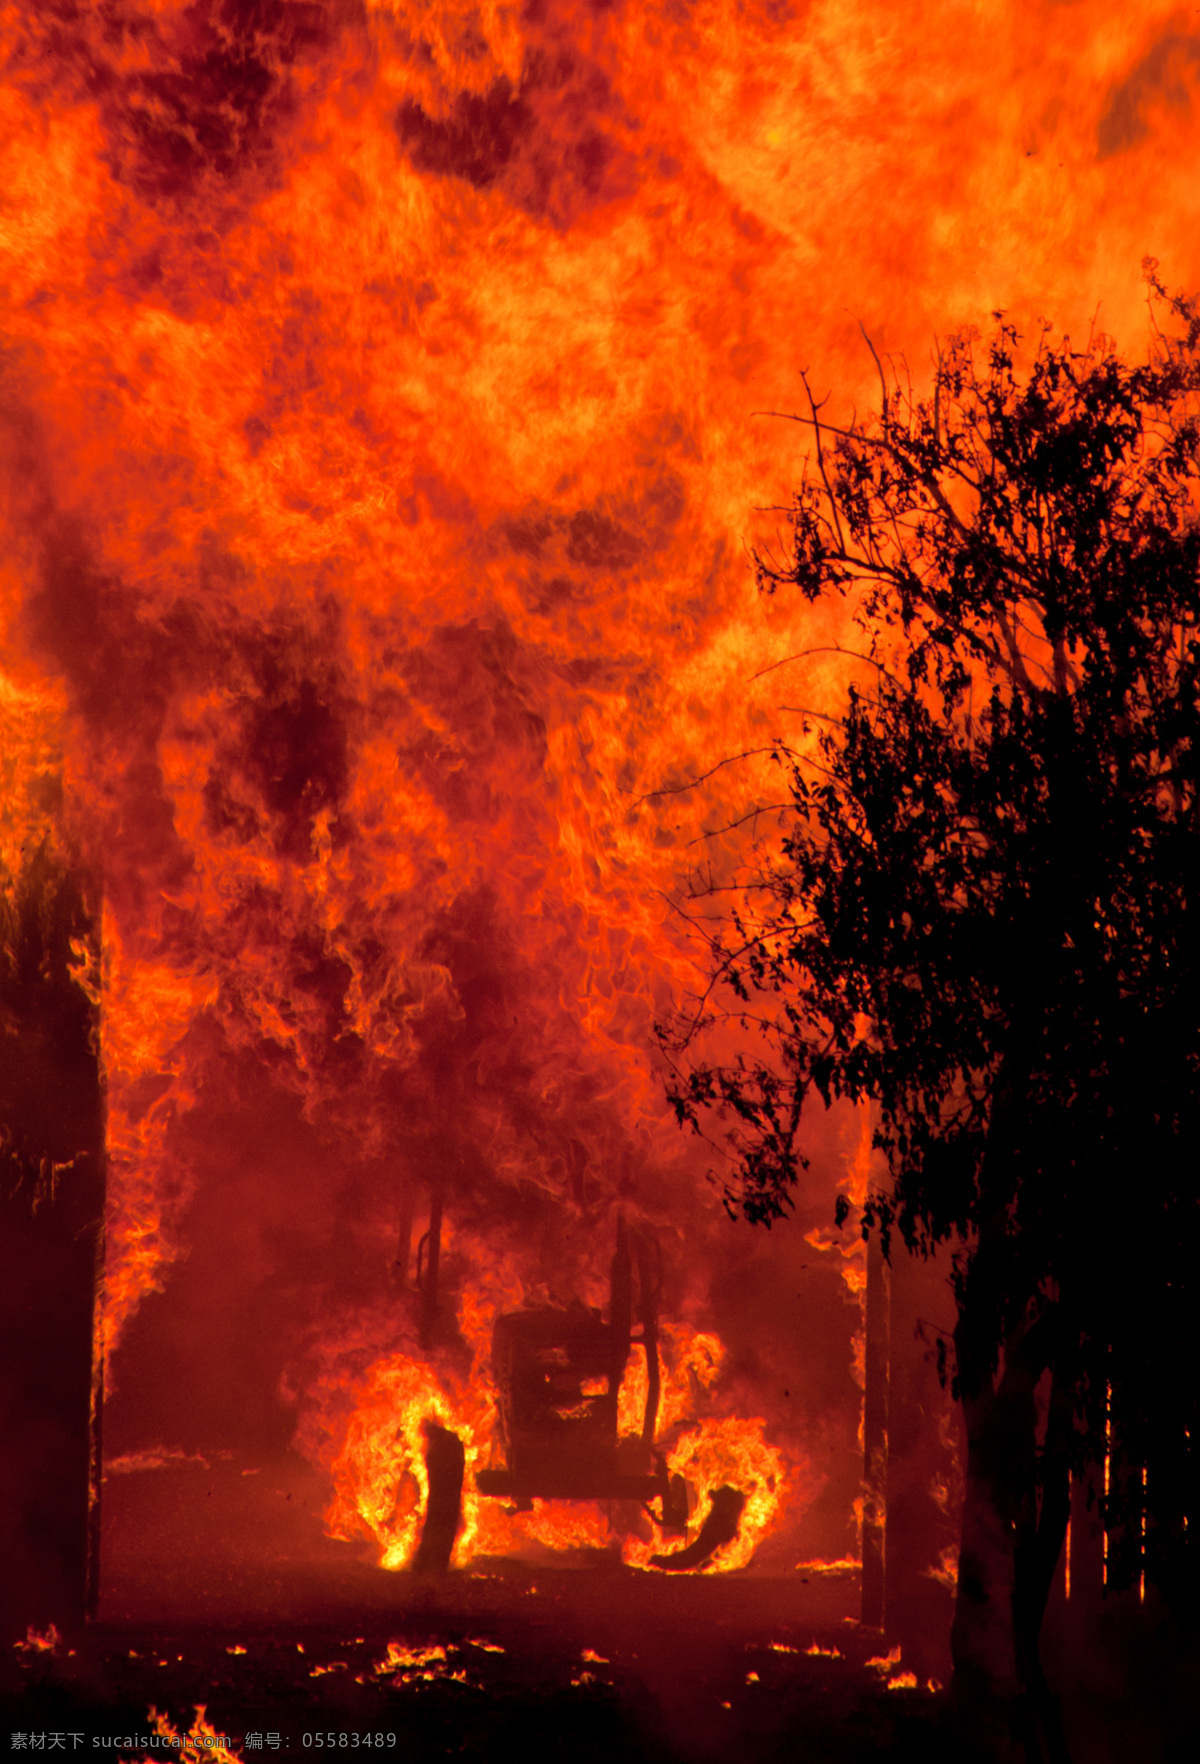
left=623, top=1414, right=787, bottom=1574
left=123, top=1707, right=241, bottom=1764
left=309, top=1292, right=798, bottom=1572
left=1, top=0, right=1195, bottom=1591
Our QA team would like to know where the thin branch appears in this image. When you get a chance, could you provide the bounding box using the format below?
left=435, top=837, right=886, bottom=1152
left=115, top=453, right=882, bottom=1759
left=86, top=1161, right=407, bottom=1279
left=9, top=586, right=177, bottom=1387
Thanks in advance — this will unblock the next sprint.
left=775, top=704, right=845, bottom=727
left=628, top=747, right=794, bottom=807
left=801, top=370, right=847, bottom=553
left=857, top=317, right=889, bottom=419
left=750, top=644, right=909, bottom=695
left=687, top=802, right=795, bottom=846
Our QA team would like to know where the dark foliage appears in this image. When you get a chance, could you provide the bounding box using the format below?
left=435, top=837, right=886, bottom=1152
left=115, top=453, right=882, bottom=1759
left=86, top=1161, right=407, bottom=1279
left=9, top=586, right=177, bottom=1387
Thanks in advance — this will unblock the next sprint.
left=660, top=268, right=1200, bottom=1738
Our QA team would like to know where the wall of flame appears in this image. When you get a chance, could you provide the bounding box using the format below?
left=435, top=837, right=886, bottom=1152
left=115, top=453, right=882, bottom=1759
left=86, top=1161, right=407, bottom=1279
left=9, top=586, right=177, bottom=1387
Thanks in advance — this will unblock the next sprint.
left=1, top=0, right=1197, bottom=1572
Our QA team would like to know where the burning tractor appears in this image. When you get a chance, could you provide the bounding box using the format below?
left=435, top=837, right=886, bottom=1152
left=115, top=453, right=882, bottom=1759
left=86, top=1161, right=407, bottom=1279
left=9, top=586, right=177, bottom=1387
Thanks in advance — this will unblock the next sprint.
left=412, top=1220, right=748, bottom=1573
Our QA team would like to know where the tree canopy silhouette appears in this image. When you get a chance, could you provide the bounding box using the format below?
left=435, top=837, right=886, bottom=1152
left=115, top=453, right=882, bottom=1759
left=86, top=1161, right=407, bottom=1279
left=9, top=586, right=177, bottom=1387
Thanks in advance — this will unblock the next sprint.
left=661, top=269, right=1200, bottom=1758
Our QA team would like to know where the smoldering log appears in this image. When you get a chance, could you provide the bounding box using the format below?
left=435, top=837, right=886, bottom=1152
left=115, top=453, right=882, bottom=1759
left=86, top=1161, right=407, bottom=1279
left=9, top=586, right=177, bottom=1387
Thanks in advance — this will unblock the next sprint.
left=411, top=1422, right=465, bottom=1573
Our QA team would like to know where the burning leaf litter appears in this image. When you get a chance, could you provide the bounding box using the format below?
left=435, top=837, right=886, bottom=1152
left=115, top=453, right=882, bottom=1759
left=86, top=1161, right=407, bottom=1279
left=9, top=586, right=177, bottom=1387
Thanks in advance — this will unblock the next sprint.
left=865, top=1647, right=903, bottom=1673
left=373, top=1641, right=448, bottom=1677
left=922, top=1544, right=960, bottom=1591
left=123, top=1706, right=241, bottom=1764
left=14, top=1624, right=60, bottom=1656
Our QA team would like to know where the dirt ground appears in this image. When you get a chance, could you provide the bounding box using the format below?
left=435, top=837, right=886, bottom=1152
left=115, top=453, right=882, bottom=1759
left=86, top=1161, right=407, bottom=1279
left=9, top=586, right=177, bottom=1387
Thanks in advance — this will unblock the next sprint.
left=3, top=1453, right=1193, bottom=1762
left=0, top=1591, right=973, bottom=1764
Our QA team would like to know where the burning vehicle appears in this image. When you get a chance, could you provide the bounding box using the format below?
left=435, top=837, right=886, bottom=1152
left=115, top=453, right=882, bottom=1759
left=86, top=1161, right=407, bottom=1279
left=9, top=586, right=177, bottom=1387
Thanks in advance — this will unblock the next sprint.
left=409, top=1219, right=747, bottom=1574
left=308, top=1197, right=794, bottom=1582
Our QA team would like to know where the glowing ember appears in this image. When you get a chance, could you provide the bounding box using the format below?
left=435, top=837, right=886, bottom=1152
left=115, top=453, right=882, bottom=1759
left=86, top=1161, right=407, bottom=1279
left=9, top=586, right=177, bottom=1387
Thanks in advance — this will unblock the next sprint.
left=374, top=1641, right=448, bottom=1675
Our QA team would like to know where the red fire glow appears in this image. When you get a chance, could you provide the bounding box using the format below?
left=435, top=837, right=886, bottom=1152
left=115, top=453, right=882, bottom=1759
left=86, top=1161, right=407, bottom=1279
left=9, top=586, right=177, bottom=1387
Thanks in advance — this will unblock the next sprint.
left=1, top=1, right=1197, bottom=1579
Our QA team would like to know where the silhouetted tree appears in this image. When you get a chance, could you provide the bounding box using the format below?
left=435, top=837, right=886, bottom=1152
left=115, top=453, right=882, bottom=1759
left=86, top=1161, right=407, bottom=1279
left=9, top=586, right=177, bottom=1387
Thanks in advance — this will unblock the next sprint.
left=661, top=270, right=1200, bottom=1760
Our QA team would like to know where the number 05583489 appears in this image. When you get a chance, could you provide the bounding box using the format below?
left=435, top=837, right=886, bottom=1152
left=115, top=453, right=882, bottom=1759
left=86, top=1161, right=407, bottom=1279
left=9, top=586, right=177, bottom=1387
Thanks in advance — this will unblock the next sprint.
left=301, top=1735, right=397, bottom=1748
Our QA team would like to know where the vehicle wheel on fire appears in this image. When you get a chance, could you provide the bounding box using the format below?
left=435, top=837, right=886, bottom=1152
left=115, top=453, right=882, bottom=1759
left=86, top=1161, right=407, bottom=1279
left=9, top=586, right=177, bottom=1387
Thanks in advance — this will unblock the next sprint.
left=411, top=1420, right=465, bottom=1573
left=649, top=1484, right=746, bottom=1571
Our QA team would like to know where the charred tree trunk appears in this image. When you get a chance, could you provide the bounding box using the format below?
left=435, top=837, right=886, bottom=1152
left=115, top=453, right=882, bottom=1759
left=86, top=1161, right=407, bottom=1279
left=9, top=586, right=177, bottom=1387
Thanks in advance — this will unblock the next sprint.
left=862, top=1224, right=890, bottom=1630
left=882, top=1237, right=959, bottom=1684
left=951, top=1299, right=1072, bottom=1763
left=0, top=849, right=104, bottom=1640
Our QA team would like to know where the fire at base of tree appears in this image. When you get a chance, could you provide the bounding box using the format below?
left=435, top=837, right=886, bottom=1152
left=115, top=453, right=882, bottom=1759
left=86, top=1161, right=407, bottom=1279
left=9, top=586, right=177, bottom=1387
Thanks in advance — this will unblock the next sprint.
left=660, top=265, right=1200, bottom=1764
